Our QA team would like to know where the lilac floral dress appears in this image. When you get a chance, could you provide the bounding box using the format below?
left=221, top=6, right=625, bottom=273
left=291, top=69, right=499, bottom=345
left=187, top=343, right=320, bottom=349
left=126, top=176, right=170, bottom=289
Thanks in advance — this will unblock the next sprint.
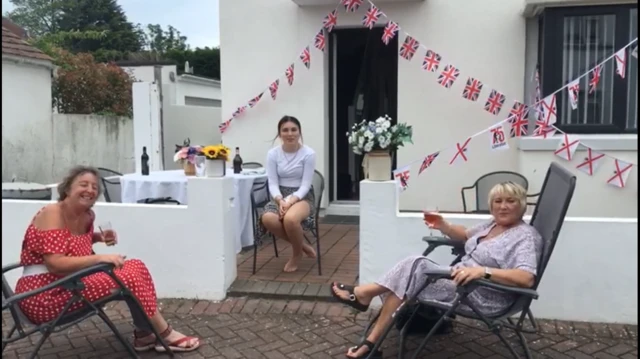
left=376, top=220, right=542, bottom=315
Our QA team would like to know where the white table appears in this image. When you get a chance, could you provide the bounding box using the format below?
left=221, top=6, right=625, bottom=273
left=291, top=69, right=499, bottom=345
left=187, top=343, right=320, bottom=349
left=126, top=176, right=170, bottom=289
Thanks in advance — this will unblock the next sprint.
left=120, top=170, right=268, bottom=253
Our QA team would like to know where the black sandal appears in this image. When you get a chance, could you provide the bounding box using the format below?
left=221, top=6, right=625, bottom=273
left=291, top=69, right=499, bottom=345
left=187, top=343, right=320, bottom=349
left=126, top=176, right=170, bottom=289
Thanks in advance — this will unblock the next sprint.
left=346, top=339, right=383, bottom=359
left=331, top=283, right=369, bottom=312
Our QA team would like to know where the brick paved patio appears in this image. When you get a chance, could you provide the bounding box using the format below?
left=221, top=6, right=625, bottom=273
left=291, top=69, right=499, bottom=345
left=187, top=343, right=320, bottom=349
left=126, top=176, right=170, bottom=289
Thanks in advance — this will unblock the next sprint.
left=3, top=297, right=637, bottom=359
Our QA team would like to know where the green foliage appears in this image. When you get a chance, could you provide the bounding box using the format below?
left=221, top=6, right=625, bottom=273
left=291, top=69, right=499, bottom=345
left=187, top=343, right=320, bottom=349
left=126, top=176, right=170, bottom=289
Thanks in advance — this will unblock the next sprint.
left=4, top=0, right=66, bottom=36
left=144, top=24, right=188, bottom=53
left=51, top=49, right=134, bottom=117
left=164, top=47, right=221, bottom=79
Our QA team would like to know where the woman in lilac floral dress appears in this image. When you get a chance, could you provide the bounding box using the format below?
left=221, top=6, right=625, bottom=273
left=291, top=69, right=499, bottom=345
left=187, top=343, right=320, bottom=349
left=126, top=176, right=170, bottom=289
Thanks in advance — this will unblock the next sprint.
left=331, top=182, right=542, bottom=359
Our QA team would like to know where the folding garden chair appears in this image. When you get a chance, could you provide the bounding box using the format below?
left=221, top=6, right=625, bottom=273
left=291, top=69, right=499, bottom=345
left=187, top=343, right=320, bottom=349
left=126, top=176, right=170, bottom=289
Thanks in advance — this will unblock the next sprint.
left=2, top=263, right=174, bottom=358
left=361, top=162, right=576, bottom=359
left=461, top=171, right=540, bottom=213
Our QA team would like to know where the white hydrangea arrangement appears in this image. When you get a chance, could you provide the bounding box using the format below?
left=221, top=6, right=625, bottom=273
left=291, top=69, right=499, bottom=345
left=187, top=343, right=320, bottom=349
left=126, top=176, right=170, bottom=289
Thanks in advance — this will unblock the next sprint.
left=346, top=115, right=413, bottom=155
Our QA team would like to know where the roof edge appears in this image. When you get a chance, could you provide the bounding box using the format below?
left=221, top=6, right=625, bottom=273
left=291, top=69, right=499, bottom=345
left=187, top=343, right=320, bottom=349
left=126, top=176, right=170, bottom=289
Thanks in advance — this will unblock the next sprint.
left=2, top=54, right=54, bottom=69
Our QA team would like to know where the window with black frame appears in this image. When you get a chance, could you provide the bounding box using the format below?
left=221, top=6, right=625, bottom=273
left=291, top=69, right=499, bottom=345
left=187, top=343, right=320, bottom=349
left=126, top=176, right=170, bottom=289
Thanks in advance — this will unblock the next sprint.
left=540, top=5, right=637, bottom=134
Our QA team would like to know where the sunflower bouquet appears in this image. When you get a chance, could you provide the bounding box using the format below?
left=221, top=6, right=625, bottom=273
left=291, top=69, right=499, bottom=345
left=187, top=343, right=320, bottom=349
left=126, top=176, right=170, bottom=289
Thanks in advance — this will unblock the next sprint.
left=201, top=144, right=231, bottom=161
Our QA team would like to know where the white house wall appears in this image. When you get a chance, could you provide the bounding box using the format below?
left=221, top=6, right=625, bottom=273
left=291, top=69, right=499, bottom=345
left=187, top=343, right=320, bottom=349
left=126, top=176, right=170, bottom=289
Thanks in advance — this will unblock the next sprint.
left=2, top=60, right=54, bottom=183
left=220, top=0, right=528, bottom=211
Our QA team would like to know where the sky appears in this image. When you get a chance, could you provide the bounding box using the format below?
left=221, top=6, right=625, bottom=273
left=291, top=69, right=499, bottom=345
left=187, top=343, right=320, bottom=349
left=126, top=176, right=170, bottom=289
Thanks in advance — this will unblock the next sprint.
left=1, top=0, right=220, bottom=49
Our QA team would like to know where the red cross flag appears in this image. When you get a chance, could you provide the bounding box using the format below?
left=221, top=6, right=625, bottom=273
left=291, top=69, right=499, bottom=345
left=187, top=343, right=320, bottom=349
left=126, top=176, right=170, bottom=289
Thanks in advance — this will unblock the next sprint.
left=606, top=159, right=633, bottom=188
left=393, top=166, right=411, bottom=191
left=449, top=137, right=471, bottom=165
left=554, top=134, right=580, bottom=161
left=540, top=94, right=557, bottom=126
left=615, top=48, right=627, bottom=79
left=575, top=147, right=605, bottom=176
left=489, top=123, right=509, bottom=151
left=567, top=79, right=580, bottom=110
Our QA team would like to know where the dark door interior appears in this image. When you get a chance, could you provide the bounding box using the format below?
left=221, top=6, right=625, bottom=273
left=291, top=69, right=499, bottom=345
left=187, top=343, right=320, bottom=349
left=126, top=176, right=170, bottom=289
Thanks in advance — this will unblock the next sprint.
left=328, top=27, right=398, bottom=202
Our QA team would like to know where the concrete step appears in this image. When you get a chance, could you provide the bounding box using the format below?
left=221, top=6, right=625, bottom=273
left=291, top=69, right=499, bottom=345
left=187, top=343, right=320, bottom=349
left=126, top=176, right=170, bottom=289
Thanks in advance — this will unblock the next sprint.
left=228, top=279, right=335, bottom=302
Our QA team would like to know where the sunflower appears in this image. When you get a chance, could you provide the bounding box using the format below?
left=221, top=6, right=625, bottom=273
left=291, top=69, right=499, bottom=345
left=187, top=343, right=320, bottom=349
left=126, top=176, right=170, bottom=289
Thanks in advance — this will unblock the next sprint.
left=201, top=145, right=219, bottom=160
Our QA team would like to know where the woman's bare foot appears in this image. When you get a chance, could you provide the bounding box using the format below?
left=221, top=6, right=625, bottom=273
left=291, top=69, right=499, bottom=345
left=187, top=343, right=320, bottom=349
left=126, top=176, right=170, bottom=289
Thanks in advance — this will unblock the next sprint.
left=284, top=255, right=302, bottom=272
left=155, top=328, right=200, bottom=352
left=302, top=244, right=317, bottom=258
left=332, top=284, right=371, bottom=306
left=133, top=331, right=156, bottom=351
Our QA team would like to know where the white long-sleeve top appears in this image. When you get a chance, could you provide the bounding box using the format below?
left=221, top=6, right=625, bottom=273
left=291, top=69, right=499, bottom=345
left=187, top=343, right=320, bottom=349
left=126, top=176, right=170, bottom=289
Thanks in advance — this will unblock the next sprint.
left=266, top=145, right=316, bottom=200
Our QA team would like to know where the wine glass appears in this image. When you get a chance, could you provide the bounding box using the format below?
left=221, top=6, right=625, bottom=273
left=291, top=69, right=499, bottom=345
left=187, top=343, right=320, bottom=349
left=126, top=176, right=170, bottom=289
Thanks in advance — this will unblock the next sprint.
left=98, top=221, right=117, bottom=246
left=423, top=207, right=439, bottom=236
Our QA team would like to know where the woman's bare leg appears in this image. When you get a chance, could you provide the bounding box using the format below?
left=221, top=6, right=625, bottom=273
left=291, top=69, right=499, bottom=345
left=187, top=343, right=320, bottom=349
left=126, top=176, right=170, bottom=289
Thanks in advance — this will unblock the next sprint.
left=282, top=201, right=314, bottom=272
left=262, top=212, right=290, bottom=242
left=134, top=312, right=199, bottom=350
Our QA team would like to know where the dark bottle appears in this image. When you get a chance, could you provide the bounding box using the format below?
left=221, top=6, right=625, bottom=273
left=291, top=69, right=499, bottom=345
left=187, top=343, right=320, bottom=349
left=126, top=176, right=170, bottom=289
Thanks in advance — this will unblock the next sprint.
left=233, top=147, right=243, bottom=174
left=141, top=146, right=150, bottom=176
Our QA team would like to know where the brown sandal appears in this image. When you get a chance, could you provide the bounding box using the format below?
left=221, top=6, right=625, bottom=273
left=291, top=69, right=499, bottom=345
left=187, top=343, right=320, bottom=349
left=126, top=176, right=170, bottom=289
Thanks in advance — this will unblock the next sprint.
left=154, top=325, right=200, bottom=353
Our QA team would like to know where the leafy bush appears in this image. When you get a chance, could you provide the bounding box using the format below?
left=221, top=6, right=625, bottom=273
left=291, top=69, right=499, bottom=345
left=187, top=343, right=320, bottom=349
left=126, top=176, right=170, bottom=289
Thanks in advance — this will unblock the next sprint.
left=51, top=49, right=134, bottom=117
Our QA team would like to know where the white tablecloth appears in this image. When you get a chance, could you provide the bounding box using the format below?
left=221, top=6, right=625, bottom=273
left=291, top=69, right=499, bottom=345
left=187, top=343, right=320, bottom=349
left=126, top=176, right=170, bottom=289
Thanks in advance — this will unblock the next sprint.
left=120, top=170, right=267, bottom=253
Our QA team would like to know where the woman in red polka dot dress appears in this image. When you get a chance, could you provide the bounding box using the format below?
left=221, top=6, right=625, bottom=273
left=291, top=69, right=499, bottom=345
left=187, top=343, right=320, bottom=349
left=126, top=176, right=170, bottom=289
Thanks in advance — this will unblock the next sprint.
left=14, top=166, right=200, bottom=353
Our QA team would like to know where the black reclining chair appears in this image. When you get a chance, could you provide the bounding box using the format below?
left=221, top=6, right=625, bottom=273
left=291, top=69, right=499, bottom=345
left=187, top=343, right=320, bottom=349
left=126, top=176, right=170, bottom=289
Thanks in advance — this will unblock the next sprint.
left=361, top=162, right=577, bottom=359
left=2, top=263, right=174, bottom=358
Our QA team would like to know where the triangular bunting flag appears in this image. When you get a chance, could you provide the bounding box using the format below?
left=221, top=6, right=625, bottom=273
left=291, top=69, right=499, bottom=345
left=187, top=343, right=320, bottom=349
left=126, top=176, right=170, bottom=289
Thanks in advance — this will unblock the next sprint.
left=615, top=48, right=627, bottom=78
left=418, top=152, right=439, bottom=175
left=607, top=159, right=633, bottom=188
left=576, top=147, right=605, bottom=176
left=489, top=123, right=509, bottom=151
left=323, top=10, right=338, bottom=32
left=342, top=0, right=363, bottom=12
left=285, top=64, right=294, bottom=86
left=589, top=65, right=601, bottom=94
left=554, top=134, right=580, bottom=161
left=567, top=79, right=580, bottom=110
left=248, top=93, right=263, bottom=108
left=219, top=119, right=232, bottom=134
left=314, top=30, right=326, bottom=52
left=269, top=80, right=279, bottom=100
left=449, top=138, right=471, bottom=165
left=300, top=46, right=311, bottom=69
left=632, top=46, right=638, bottom=59
left=393, top=166, right=411, bottom=191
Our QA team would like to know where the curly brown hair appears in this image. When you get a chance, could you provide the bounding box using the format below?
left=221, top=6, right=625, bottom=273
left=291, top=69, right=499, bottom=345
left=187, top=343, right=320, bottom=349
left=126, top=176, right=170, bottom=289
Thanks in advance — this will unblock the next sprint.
left=57, top=166, right=103, bottom=201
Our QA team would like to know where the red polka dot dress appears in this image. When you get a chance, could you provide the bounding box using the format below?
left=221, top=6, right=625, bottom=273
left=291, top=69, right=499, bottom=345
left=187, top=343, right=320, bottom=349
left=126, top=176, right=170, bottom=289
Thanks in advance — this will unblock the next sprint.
left=15, top=218, right=158, bottom=325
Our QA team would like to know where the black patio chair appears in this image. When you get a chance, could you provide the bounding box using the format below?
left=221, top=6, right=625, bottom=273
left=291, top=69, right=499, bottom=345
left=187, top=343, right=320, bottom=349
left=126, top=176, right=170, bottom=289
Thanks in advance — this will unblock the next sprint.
left=136, top=197, right=181, bottom=205
left=461, top=171, right=540, bottom=213
left=250, top=178, right=279, bottom=274
left=361, top=162, right=577, bottom=359
left=243, top=162, right=264, bottom=169
left=2, top=263, right=174, bottom=358
left=97, top=167, right=123, bottom=203
left=250, top=171, right=325, bottom=275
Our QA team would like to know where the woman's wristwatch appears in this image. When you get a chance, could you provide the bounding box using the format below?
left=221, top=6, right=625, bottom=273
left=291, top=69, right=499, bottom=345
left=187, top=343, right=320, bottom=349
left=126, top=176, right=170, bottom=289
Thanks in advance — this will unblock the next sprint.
left=484, top=267, right=492, bottom=279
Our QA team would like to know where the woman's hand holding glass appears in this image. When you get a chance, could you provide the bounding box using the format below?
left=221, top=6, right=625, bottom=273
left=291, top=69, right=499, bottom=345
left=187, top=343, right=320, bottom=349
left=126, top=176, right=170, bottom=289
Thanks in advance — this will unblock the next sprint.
left=98, top=221, right=118, bottom=246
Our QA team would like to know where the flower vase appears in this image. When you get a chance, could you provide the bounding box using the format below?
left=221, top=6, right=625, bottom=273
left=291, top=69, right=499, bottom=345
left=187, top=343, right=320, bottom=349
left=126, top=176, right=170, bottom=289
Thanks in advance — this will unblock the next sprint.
left=363, top=150, right=392, bottom=181
left=183, top=161, right=196, bottom=176
left=205, top=159, right=226, bottom=178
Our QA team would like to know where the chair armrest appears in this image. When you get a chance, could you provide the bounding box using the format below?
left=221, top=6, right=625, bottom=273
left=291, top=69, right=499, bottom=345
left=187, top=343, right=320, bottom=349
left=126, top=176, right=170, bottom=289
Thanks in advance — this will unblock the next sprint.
left=2, top=263, right=115, bottom=310
left=2, top=262, right=23, bottom=274
left=463, top=279, right=539, bottom=299
left=423, top=268, right=453, bottom=279
left=422, top=236, right=465, bottom=249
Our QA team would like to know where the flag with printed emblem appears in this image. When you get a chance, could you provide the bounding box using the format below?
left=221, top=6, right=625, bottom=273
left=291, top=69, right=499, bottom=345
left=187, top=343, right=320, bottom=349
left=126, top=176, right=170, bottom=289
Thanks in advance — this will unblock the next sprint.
left=554, top=134, right=580, bottom=161
left=607, top=159, right=633, bottom=188
left=575, top=147, right=605, bottom=176
left=393, top=166, right=411, bottom=191
left=567, top=79, right=580, bottom=110
left=489, top=123, right=509, bottom=151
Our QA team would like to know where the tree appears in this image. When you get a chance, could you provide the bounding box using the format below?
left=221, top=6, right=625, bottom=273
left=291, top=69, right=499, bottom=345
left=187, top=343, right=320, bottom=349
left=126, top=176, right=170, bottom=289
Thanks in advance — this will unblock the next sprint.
left=144, top=24, right=189, bottom=53
left=164, top=47, right=221, bottom=79
left=51, top=49, right=134, bottom=117
left=4, top=0, right=67, bottom=36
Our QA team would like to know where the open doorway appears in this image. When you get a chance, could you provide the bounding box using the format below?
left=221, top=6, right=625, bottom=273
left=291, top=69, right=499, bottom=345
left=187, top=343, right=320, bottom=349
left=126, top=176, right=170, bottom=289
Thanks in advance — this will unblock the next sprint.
left=328, top=27, right=398, bottom=203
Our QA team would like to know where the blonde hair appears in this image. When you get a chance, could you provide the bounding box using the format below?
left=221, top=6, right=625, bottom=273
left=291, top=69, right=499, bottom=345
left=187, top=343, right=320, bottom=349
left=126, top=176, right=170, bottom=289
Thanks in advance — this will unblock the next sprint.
left=487, top=182, right=528, bottom=216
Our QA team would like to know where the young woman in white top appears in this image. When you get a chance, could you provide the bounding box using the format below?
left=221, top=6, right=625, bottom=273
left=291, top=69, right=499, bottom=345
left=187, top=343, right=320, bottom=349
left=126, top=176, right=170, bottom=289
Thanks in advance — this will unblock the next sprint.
left=261, top=116, right=318, bottom=272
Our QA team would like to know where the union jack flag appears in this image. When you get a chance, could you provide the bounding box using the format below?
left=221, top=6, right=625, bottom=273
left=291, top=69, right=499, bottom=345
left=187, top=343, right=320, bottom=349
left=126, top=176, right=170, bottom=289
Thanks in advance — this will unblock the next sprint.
left=249, top=93, right=263, bottom=108
left=437, top=65, right=459, bottom=89
left=269, top=80, right=279, bottom=100
left=533, top=119, right=556, bottom=138
left=381, top=21, right=399, bottom=45
left=462, top=78, right=483, bottom=101
left=300, top=46, right=311, bottom=69
left=418, top=152, right=439, bottom=175
left=362, top=5, right=383, bottom=29
left=314, top=30, right=326, bottom=52
left=588, top=65, right=601, bottom=94
left=422, top=50, right=441, bottom=72
left=399, top=35, right=419, bottom=61
left=484, top=90, right=505, bottom=115
left=285, top=64, right=294, bottom=86
left=508, top=101, right=529, bottom=137
left=323, top=10, right=338, bottom=32
left=219, top=119, right=232, bottom=134
left=232, top=106, right=246, bottom=118
left=342, top=0, right=363, bottom=12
